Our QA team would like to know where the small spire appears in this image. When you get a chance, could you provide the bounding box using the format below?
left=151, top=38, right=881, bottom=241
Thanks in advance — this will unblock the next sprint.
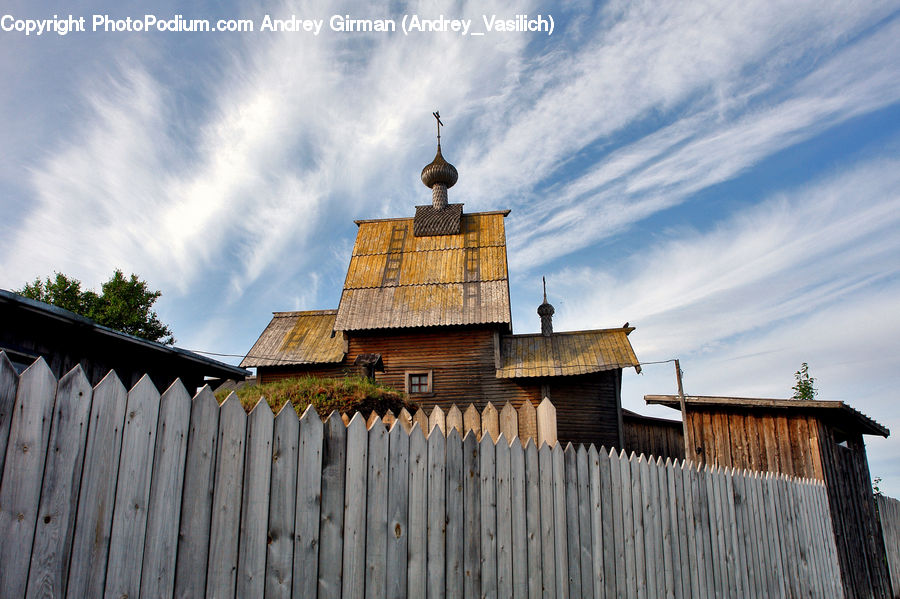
left=537, top=276, right=555, bottom=336
left=421, top=110, right=458, bottom=210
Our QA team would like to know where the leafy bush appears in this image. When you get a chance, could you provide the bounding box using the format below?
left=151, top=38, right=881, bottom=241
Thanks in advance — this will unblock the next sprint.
left=214, top=375, right=418, bottom=418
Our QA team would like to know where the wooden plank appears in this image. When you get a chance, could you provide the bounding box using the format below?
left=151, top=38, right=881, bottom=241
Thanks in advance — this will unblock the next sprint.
left=631, top=456, right=646, bottom=599
left=24, top=366, right=92, bottom=599
left=510, top=439, right=529, bottom=598
left=641, top=456, right=659, bottom=599
left=704, top=466, right=723, bottom=596
left=518, top=400, right=537, bottom=447
left=138, top=379, right=191, bottom=599
left=413, top=408, right=428, bottom=435
left=397, top=407, right=413, bottom=433
left=173, top=386, right=220, bottom=599
left=480, top=432, right=498, bottom=598
left=342, top=413, right=368, bottom=599
left=463, top=431, right=482, bottom=599
left=65, top=371, right=127, bottom=599
left=722, top=469, right=741, bottom=597
left=483, top=402, right=500, bottom=443
left=426, top=424, right=447, bottom=598
left=205, top=394, right=247, bottom=599
left=588, top=446, right=604, bottom=599
left=105, top=375, right=161, bottom=599
left=761, top=473, right=785, bottom=597
left=386, top=419, right=410, bottom=599
left=407, top=424, right=427, bottom=598
left=524, top=440, right=542, bottom=599
left=552, top=443, right=569, bottom=598
left=318, top=412, right=346, bottom=599
left=265, top=403, right=300, bottom=599
left=365, top=415, right=389, bottom=599
left=463, top=404, right=481, bottom=440
left=496, top=434, right=513, bottom=597
left=0, top=352, right=18, bottom=489
left=656, top=458, right=675, bottom=599
left=576, top=445, right=593, bottom=599
left=669, top=460, right=687, bottom=599
left=680, top=462, right=700, bottom=599
left=730, top=471, right=753, bottom=599
left=536, top=398, right=557, bottom=448
left=600, top=448, right=617, bottom=599
left=446, top=404, right=463, bottom=438
left=620, top=450, right=637, bottom=599
left=539, top=443, right=556, bottom=598
left=0, top=358, right=57, bottom=599
left=500, top=402, right=518, bottom=444
left=429, top=405, right=446, bottom=437
left=692, top=464, right=712, bottom=599
left=446, top=429, right=464, bottom=598
left=294, top=405, right=324, bottom=599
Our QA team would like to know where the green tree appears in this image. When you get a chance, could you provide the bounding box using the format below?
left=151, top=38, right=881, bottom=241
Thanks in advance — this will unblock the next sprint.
left=791, top=362, right=817, bottom=400
left=18, top=270, right=175, bottom=345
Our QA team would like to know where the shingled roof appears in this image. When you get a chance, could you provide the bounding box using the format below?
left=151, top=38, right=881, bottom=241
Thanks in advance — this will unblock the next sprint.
left=334, top=210, right=512, bottom=331
left=496, top=327, right=640, bottom=378
left=240, top=310, right=346, bottom=368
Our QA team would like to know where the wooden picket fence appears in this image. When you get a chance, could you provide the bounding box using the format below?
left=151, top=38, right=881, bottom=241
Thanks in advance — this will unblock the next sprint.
left=349, top=398, right=557, bottom=448
left=0, top=356, right=845, bottom=598
left=877, top=495, right=900, bottom=598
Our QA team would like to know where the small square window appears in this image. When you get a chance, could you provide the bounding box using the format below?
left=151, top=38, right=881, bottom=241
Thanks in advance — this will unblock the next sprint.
left=405, top=370, right=432, bottom=395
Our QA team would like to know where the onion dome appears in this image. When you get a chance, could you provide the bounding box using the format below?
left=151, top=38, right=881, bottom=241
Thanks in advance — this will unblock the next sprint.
left=538, top=277, right=555, bottom=336
left=421, top=144, right=459, bottom=190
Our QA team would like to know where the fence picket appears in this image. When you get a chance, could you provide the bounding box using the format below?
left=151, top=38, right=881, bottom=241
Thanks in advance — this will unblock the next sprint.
left=658, top=459, right=676, bottom=599
left=536, top=398, right=556, bottom=448
left=66, top=372, right=127, bottom=599
left=496, top=434, right=513, bottom=597
left=518, top=400, right=537, bottom=448
left=539, top=443, right=556, bottom=598
left=386, top=420, right=410, bottom=599
left=0, top=358, right=57, bottom=599
left=25, top=366, right=92, bottom=599
left=641, top=456, right=658, bottom=599
left=463, top=404, right=481, bottom=440
left=552, top=443, right=568, bottom=598
left=205, top=394, right=247, bottom=599
left=446, top=429, right=464, bottom=598
left=631, top=456, right=646, bottom=599
left=0, top=352, right=18, bottom=486
left=600, top=449, right=617, bottom=599
left=426, top=424, right=446, bottom=599
left=446, top=405, right=463, bottom=438
left=429, top=405, right=446, bottom=437
left=294, top=405, right=324, bottom=599
left=482, top=402, right=499, bottom=443
left=266, top=403, right=300, bottom=599
left=500, top=402, right=518, bottom=442
left=413, top=408, right=428, bottom=434
left=318, top=413, right=347, bottom=599
left=463, top=431, right=482, bottom=599
left=397, top=408, right=413, bottom=433
left=105, top=375, right=161, bottom=599
left=342, top=413, right=368, bottom=599
left=407, top=424, right=427, bottom=598
left=366, top=415, right=389, bottom=599
left=480, top=432, right=498, bottom=598
left=139, top=379, right=191, bottom=599
left=510, top=439, right=529, bottom=599
left=524, top=440, right=542, bottom=599
left=588, top=446, right=603, bottom=599
left=576, top=445, right=593, bottom=599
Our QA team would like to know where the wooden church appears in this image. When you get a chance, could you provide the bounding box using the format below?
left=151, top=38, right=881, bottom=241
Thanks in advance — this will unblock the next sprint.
left=241, top=117, right=640, bottom=449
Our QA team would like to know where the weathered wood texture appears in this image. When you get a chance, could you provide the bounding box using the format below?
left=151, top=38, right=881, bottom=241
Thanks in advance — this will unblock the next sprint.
left=0, top=363, right=851, bottom=599
left=623, top=411, right=685, bottom=462
left=876, top=494, right=900, bottom=599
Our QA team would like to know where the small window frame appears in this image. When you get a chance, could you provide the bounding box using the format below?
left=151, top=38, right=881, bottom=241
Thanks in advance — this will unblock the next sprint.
left=405, top=370, right=433, bottom=396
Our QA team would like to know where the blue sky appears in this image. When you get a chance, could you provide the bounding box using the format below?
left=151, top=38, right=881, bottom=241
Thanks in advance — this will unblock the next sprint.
left=2, top=0, right=899, bottom=494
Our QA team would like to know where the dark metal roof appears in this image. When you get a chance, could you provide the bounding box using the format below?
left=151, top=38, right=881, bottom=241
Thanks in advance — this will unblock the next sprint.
left=496, top=327, right=640, bottom=378
left=240, top=310, right=346, bottom=368
left=335, top=211, right=512, bottom=331
left=644, top=394, right=890, bottom=437
left=0, top=289, right=248, bottom=379
left=413, top=204, right=463, bottom=236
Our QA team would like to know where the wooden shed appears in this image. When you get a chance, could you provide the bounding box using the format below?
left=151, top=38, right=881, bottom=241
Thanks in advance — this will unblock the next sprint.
left=645, top=393, right=892, bottom=599
left=0, top=289, right=249, bottom=393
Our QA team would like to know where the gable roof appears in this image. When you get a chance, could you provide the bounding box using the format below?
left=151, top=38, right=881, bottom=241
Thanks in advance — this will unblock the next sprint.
left=334, top=210, right=512, bottom=332
left=240, top=310, right=346, bottom=368
left=496, top=327, right=640, bottom=378
left=644, top=394, right=890, bottom=437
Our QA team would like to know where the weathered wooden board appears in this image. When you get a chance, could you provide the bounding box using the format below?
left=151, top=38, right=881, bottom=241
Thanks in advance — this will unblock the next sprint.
left=446, top=404, right=463, bottom=438
left=500, top=402, right=518, bottom=443
left=0, top=358, right=57, bottom=599
left=463, top=431, right=482, bottom=599
left=480, top=433, right=497, bottom=598
left=563, top=444, right=582, bottom=599
left=318, top=412, right=347, bottom=599
left=174, top=386, right=220, bottom=599
left=205, top=394, right=247, bottom=599
left=265, top=403, right=300, bottom=599
left=496, top=434, right=513, bottom=598
left=104, top=375, right=161, bottom=599
left=294, top=405, right=324, bottom=599
left=538, top=443, right=556, bottom=597
left=482, top=402, right=499, bottom=443
left=509, top=440, right=528, bottom=599
left=386, top=420, right=410, bottom=599
left=407, top=424, right=427, bottom=599
left=630, top=456, right=646, bottom=599
left=342, top=413, right=368, bottom=599
left=446, top=428, right=464, bottom=598
left=366, top=415, right=389, bottom=599
left=551, top=443, right=568, bottom=598
left=139, top=379, right=191, bottom=599
left=0, top=352, right=18, bottom=487
left=523, top=441, right=542, bottom=599
left=426, top=425, right=446, bottom=599
left=25, top=366, right=91, bottom=599
left=65, top=371, right=127, bottom=599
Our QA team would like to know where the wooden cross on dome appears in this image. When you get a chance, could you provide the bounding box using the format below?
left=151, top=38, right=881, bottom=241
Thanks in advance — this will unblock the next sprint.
left=433, top=110, right=443, bottom=145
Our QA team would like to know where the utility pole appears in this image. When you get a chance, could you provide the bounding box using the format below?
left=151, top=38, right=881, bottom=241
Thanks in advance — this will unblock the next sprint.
left=675, top=359, right=691, bottom=460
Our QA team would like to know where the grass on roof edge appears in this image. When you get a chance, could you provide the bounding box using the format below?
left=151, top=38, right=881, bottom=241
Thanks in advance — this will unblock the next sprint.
left=214, top=374, right=419, bottom=419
